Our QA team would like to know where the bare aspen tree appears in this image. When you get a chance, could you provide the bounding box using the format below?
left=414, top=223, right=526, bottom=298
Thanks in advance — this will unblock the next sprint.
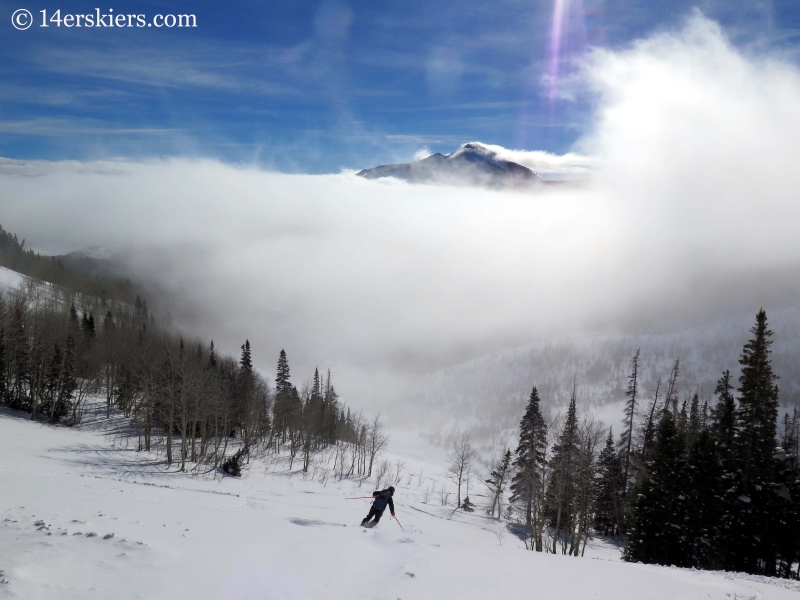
left=367, top=415, right=389, bottom=476
left=392, top=458, right=406, bottom=485
left=374, top=459, right=390, bottom=488
left=570, top=417, right=603, bottom=556
left=448, top=432, right=476, bottom=508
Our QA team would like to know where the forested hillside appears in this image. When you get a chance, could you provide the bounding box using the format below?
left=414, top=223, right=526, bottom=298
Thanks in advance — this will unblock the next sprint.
left=479, top=310, right=800, bottom=578
left=0, top=223, right=140, bottom=303
left=0, top=263, right=386, bottom=480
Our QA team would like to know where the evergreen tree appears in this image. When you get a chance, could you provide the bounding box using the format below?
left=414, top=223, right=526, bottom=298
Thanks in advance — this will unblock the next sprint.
left=509, top=386, right=547, bottom=550
left=208, top=340, right=217, bottom=370
left=68, top=304, right=79, bottom=331
left=594, top=429, right=624, bottom=536
left=623, top=410, right=687, bottom=566
left=665, top=358, right=681, bottom=415
left=687, top=393, right=701, bottom=443
left=547, top=388, right=580, bottom=553
left=677, top=398, right=688, bottom=434
left=711, top=370, right=736, bottom=469
left=485, top=449, right=512, bottom=518
left=276, top=349, right=290, bottom=393
left=682, top=428, right=723, bottom=568
left=780, top=408, right=799, bottom=460
left=114, top=364, right=135, bottom=417
left=725, top=309, right=781, bottom=575
left=322, top=369, right=340, bottom=443
left=61, top=337, right=77, bottom=422
left=104, top=311, right=115, bottom=332
left=619, top=349, right=640, bottom=497
left=637, top=378, right=662, bottom=465
left=240, top=340, right=252, bottom=372
left=134, top=295, right=149, bottom=322
left=79, top=311, right=96, bottom=342
left=774, top=445, right=800, bottom=577
left=312, top=368, right=321, bottom=398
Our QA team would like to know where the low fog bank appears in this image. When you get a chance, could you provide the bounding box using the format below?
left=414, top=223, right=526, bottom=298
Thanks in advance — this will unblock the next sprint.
left=400, top=304, right=800, bottom=448
left=1, top=14, right=799, bottom=419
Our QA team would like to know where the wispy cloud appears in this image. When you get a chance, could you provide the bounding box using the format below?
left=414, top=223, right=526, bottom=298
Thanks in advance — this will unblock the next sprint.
left=383, top=133, right=464, bottom=145
left=0, top=118, right=179, bottom=136
left=0, top=84, right=132, bottom=108
left=30, top=46, right=302, bottom=97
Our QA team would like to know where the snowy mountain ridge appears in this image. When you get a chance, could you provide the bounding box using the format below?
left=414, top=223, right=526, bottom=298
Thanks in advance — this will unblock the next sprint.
left=357, top=142, right=546, bottom=188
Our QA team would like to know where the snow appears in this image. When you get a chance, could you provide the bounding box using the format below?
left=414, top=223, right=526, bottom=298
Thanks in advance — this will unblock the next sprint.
left=0, top=265, right=27, bottom=288
left=2, top=405, right=796, bottom=600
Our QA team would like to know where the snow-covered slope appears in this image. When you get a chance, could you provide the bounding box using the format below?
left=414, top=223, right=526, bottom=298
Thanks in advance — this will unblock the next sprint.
left=0, top=265, right=27, bottom=288
left=1, top=406, right=797, bottom=600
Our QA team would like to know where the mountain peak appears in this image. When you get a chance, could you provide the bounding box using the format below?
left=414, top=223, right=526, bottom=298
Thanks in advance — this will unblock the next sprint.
left=357, top=143, right=545, bottom=188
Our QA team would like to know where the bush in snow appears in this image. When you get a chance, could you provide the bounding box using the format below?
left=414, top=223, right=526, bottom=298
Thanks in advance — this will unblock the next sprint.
left=222, top=449, right=245, bottom=477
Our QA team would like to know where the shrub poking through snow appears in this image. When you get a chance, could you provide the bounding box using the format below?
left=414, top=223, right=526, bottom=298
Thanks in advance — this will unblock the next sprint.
left=222, top=449, right=245, bottom=477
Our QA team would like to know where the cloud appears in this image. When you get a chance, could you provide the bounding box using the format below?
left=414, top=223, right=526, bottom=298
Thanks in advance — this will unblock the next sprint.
left=29, top=43, right=307, bottom=99
left=413, top=147, right=433, bottom=161
left=0, top=118, right=178, bottom=137
left=1, top=13, right=799, bottom=413
left=384, top=134, right=461, bottom=145
left=480, top=144, right=598, bottom=176
left=0, top=160, right=627, bottom=388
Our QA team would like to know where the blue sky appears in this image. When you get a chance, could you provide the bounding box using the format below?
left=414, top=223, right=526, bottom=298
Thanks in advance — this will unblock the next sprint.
left=1, top=0, right=798, bottom=172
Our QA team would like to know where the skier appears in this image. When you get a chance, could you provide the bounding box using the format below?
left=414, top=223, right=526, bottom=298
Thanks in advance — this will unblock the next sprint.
left=361, top=486, right=395, bottom=527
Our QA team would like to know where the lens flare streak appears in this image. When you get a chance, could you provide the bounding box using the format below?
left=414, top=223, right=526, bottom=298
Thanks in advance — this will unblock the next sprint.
left=547, top=0, right=588, bottom=103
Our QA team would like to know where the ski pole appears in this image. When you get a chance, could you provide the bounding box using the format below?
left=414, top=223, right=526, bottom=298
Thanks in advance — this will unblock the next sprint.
left=346, top=496, right=375, bottom=500
left=393, top=514, right=405, bottom=532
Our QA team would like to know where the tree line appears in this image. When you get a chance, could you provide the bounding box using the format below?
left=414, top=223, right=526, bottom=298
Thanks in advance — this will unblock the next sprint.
left=621, top=309, right=799, bottom=577
left=0, top=222, right=141, bottom=304
left=0, top=278, right=387, bottom=479
left=478, top=309, right=799, bottom=578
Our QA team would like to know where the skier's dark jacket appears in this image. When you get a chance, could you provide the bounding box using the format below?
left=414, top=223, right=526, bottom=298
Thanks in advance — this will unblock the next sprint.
left=372, top=489, right=395, bottom=512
